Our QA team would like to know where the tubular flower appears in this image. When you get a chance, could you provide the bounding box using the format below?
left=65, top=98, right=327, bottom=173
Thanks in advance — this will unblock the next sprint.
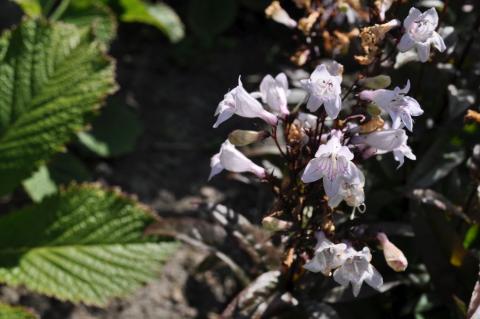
left=301, top=132, right=356, bottom=197
left=359, top=80, right=423, bottom=131
left=398, top=7, right=446, bottom=62
left=256, top=73, right=290, bottom=117
left=328, top=165, right=365, bottom=209
left=333, top=247, right=383, bottom=297
left=213, top=78, right=278, bottom=128
left=304, top=232, right=348, bottom=276
left=301, top=64, right=343, bottom=119
left=351, top=129, right=407, bottom=151
left=209, top=140, right=266, bottom=180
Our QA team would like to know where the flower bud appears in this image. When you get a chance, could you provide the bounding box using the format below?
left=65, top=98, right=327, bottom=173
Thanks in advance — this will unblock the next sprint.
left=228, top=130, right=268, bottom=146
left=265, top=1, right=297, bottom=29
left=377, top=232, right=408, bottom=272
left=262, top=215, right=293, bottom=231
left=359, top=75, right=391, bottom=89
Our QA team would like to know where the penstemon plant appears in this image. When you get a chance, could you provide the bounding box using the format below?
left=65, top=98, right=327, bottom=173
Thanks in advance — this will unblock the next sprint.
left=209, top=5, right=446, bottom=298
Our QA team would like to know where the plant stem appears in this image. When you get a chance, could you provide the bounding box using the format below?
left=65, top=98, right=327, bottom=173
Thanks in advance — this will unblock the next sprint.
left=272, top=125, right=288, bottom=159
left=50, top=0, right=71, bottom=21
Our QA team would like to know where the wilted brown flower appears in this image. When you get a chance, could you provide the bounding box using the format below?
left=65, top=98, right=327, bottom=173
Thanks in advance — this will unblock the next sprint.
left=355, top=19, right=400, bottom=65
left=265, top=1, right=297, bottom=29
left=359, top=116, right=385, bottom=133
left=291, top=48, right=310, bottom=66
left=298, top=11, right=320, bottom=35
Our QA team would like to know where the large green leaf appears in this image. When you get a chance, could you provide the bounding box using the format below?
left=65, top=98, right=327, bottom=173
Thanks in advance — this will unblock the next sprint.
left=0, top=303, right=37, bottom=319
left=0, top=19, right=117, bottom=195
left=0, top=184, right=177, bottom=305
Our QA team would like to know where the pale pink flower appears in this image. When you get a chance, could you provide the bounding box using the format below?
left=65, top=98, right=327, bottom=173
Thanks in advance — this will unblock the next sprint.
left=209, top=140, right=266, bottom=180
left=213, top=78, right=278, bottom=128
left=301, top=64, right=343, bottom=119
left=333, top=247, right=383, bottom=297
left=398, top=7, right=446, bottom=62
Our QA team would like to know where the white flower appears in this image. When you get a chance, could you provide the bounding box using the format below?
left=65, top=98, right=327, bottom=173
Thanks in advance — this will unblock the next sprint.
left=213, top=78, right=278, bottom=128
left=209, top=140, right=266, bottom=180
left=301, top=64, right=343, bottom=119
left=351, top=129, right=407, bottom=151
left=256, top=73, right=290, bottom=116
left=398, top=7, right=446, bottom=62
left=301, top=132, right=356, bottom=197
left=333, top=247, right=383, bottom=297
left=393, top=139, right=416, bottom=168
left=296, top=112, right=318, bottom=130
left=304, top=232, right=348, bottom=276
left=359, top=81, right=423, bottom=131
left=328, top=165, right=365, bottom=209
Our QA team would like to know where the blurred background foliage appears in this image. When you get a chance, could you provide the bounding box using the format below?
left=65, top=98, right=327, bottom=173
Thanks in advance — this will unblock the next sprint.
left=0, top=0, right=479, bottom=318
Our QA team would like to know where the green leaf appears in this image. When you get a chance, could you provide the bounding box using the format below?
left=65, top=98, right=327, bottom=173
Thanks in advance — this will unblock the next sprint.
left=0, top=19, right=117, bottom=196
left=23, top=165, right=58, bottom=202
left=0, top=303, right=37, bottom=319
left=0, top=184, right=178, bottom=305
left=120, top=0, right=184, bottom=43
left=187, top=0, right=237, bottom=39
left=62, top=1, right=118, bottom=45
left=77, top=98, right=142, bottom=157
left=10, top=0, right=43, bottom=17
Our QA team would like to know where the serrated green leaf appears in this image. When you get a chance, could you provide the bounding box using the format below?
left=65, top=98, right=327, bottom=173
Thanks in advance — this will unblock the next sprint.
left=0, top=184, right=178, bottom=305
left=120, top=0, right=184, bottom=43
left=0, top=303, right=37, bottom=319
left=0, top=19, right=117, bottom=196
left=77, top=98, right=143, bottom=157
left=62, top=1, right=118, bottom=45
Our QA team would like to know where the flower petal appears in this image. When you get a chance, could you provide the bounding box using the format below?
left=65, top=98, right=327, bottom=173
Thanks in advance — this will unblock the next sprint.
left=301, top=158, right=325, bottom=183
left=400, top=111, right=413, bottom=131
left=324, top=95, right=342, bottom=119
left=404, top=7, right=422, bottom=29
left=323, top=176, right=341, bottom=197
left=208, top=153, right=224, bottom=180
left=423, top=7, right=439, bottom=26
left=397, top=34, right=415, bottom=52
left=310, top=64, right=331, bottom=82
left=213, top=109, right=234, bottom=128
left=416, top=42, right=431, bottom=62
left=306, top=95, right=323, bottom=112
left=431, top=32, right=446, bottom=52
left=275, top=72, right=289, bottom=91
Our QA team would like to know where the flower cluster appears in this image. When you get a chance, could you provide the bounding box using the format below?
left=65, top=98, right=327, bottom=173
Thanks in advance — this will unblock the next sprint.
left=209, top=4, right=444, bottom=299
left=304, top=232, right=383, bottom=297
